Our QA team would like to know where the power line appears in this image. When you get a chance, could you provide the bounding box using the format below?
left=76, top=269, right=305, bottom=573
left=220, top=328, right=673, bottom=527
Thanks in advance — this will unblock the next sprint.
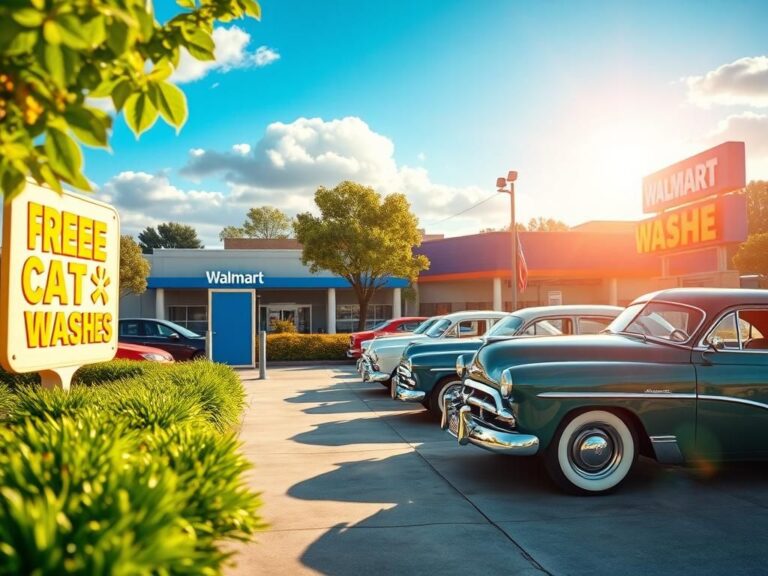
left=423, top=192, right=501, bottom=226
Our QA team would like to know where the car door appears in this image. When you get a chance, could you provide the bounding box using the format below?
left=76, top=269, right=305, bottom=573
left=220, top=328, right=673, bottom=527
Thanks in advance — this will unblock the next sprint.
left=118, top=320, right=144, bottom=345
left=521, top=316, right=573, bottom=336
left=692, top=307, right=768, bottom=459
left=140, top=321, right=188, bottom=360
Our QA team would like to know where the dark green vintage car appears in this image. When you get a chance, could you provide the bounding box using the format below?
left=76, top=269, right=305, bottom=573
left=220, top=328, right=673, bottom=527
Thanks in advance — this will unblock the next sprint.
left=442, top=288, right=768, bottom=494
left=392, top=305, right=621, bottom=416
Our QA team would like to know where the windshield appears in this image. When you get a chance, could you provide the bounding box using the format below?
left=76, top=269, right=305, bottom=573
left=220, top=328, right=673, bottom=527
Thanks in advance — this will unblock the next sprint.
left=163, top=320, right=201, bottom=339
left=412, top=318, right=437, bottom=335
left=606, top=301, right=704, bottom=343
left=425, top=319, right=452, bottom=338
left=370, top=319, right=392, bottom=331
left=485, top=315, right=523, bottom=337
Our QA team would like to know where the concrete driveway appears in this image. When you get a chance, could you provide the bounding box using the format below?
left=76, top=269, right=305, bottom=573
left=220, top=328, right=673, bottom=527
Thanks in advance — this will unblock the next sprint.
left=228, top=365, right=768, bottom=576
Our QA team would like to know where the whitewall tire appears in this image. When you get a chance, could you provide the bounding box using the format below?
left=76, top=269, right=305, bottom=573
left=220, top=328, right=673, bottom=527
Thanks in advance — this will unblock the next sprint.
left=545, top=410, right=637, bottom=495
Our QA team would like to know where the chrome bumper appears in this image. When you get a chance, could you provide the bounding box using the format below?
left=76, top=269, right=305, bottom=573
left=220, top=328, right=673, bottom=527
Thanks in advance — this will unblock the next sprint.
left=391, top=376, right=426, bottom=402
left=441, top=389, right=539, bottom=455
left=368, top=369, right=390, bottom=383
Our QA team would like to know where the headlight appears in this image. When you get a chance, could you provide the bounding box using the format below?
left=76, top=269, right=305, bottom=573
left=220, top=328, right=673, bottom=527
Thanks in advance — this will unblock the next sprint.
left=370, top=350, right=378, bottom=363
left=499, top=368, right=513, bottom=398
left=403, top=357, right=412, bottom=372
left=456, top=355, right=466, bottom=378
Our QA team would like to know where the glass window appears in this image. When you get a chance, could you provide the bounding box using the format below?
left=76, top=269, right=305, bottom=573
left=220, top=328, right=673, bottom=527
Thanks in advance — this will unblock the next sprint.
left=523, top=318, right=570, bottom=336
left=609, top=301, right=704, bottom=343
left=578, top=316, right=613, bottom=335
left=706, top=313, right=740, bottom=349
left=486, top=315, right=524, bottom=337
left=708, top=309, right=768, bottom=351
left=168, top=305, right=208, bottom=334
left=335, top=304, right=393, bottom=333
left=425, top=319, right=452, bottom=338
left=120, top=320, right=141, bottom=337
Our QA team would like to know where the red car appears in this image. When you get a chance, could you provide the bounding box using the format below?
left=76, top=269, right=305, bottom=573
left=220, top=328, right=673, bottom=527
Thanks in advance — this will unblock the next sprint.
left=115, top=342, right=174, bottom=363
left=347, top=317, right=427, bottom=359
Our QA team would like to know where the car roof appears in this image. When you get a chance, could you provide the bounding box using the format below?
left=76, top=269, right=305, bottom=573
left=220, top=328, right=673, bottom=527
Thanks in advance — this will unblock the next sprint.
left=437, top=310, right=509, bottom=321
left=511, top=304, right=623, bottom=321
left=631, top=288, right=768, bottom=315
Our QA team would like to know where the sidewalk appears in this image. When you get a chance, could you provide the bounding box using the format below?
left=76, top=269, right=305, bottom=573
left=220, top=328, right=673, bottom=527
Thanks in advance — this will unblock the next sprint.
left=226, top=365, right=543, bottom=576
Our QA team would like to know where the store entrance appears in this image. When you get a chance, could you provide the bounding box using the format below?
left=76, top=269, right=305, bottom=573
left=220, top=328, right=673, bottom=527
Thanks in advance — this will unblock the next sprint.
left=260, top=305, right=312, bottom=333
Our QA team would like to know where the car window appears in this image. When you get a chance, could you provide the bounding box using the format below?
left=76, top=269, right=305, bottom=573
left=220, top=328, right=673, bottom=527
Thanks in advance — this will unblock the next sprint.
left=578, top=316, right=613, bottom=334
left=523, top=318, right=571, bottom=336
left=708, top=309, right=768, bottom=350
left=485, top=315, right=523, bottom=337
left=120, top=321, right=142, bottom=337
left=400, top=322, right=420, bottom=331
left=156, top=323, right=179, bottom=337
left=412, top=319, right=436, bottom=335
left=425, top=319, right=452, bottom=338
left=613, top=302, right=704, bottom=343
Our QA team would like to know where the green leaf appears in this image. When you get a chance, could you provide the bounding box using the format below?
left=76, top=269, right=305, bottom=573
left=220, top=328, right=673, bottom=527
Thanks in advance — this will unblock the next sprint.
left=44, top=128, right=82, bottom=182
left=33, top=162, right=64, bottom=194
left=123, top=92, right=159, bottom=137
left=55, top=14, right=91, bottom=49
left=3, top=26, right=38, bottom=55
left=80, top=14, right=107, bottom=47
left=176, top=0, right=195, bottom=7
left=106, top=20, right=131, bottom=55
left=65, top=107, right=110, bottom=148
left=43, top=20, right=61, bottom=44
left=182, top=28, right=214, bottom=60
left=242, top=0, right=262, bottom=20
left=151, top=82, right=187, bottom=130
left=0, top=163, right=27, bottom=200
left=147, top=59, right=173, bottom=82
left=111, top=79, right=133, bottom=111
left=11, top=8, right=44, bottom=28
left=44, top=43, right=66, bottom=86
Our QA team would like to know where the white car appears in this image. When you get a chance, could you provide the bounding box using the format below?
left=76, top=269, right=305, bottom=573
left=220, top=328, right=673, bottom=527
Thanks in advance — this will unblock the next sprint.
left=360, top=311, right=508, bottom=384
left=357, top=317, right=442, bottom=375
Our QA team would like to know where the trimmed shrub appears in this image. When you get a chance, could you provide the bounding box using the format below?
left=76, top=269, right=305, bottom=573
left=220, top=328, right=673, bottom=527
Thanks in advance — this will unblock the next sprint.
left=258, top=333, right=349, bottom=361
left=271, top=319, right=297, bottom=333
left=0, top=361, right=262, bottom=574
left=0, top=412, right=262, bottom=575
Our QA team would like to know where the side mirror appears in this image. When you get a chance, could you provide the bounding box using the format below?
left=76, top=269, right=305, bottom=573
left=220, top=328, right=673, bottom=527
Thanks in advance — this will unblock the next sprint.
left=169, top=333, right=180, bottom=340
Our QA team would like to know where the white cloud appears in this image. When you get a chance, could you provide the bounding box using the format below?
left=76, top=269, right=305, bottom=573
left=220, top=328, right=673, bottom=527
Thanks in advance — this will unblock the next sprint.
left=232, top=143, right=251, bottom=155
left=172, top=26, right=280, bottom=83
left=686, top=56, right=768, bottom=108
left=177, top=116, right=513, bottom=236
left=189, top=148, right=206, bottom=157
left=417, top=152, right=426, bottom=162
left=706, top=112, right=768, bottom=178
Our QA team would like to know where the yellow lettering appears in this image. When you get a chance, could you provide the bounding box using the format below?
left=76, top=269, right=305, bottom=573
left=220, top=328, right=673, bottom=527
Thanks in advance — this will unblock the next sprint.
left=82, top=312, right=96, bottom=343
left=25, top=311, right=52, bottom=348
left=27, top=202, right=43, bottom=251
left=61, top=211, right=79, bottom=257
left=700, top=203, right=717, bottom=242
left=42, top=260, right=68, bottom=305
left=103, top=314, right=113, bottom=342
left=42, top=205, right=61, bottom=254
left=651, top=220, right=666, bottom=251
left=67, top=262, right=87, bottom=305
left=51, top=312, right=69, bottom=346
left=21, top=256, right=45, bottom=304
left=77, top=215, right=93, bottom=260
left=92, top=219, right=107, bottom=262
left=636, top=222, right=653, bottom=253
left=665, top=213, right=680, bottom=249
left=680, top=207, right=700, bottom=246
left=68, top=312, right=82, bottom=345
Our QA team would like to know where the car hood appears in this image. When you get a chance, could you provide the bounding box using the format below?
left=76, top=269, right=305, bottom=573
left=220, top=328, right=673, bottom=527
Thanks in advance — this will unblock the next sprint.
left=368, top=333, right=428, bottom=352
left=404, top=338, right=484, bottom=361
left=474, top=333, right=691, bottom=384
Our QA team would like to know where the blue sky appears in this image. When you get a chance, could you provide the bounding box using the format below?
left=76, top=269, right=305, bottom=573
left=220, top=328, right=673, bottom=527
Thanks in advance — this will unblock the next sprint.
left=84, top=0, right=768, bottom=245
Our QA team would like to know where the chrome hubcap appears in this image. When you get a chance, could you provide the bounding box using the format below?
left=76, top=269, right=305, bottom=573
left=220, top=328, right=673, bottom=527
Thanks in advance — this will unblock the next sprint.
left=569, top=425, right=622, bottom=479
left=439, top=381, right=463, bottom=413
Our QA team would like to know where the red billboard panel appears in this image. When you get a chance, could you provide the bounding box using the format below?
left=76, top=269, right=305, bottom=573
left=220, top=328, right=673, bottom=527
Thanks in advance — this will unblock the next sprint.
left=642, top=141, right=745, bottom=214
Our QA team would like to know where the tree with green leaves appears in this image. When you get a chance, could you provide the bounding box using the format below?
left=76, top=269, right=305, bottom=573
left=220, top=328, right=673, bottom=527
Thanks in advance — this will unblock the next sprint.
left=294, top=181, right=430, bottom=331
left=733, top=232, right=768, bottom=278
left=0, top=0, right=261, bottom=198
left=480, top=217, right=568, bottom=233
left=219, top=206, right=292, bottom=241
left=138, top=222, right=203, bottom=254
left=745, top=180, right=768, bottom=235
left=120, top=235, right=150, bottom=296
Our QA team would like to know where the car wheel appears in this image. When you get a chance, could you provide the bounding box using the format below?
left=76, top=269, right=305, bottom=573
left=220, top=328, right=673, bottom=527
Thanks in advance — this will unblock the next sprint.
left=191, top=350, right=207, bottom=361
left=428, top=376, right=463, bottom=417
left=545, top=409, right=637, bottom=495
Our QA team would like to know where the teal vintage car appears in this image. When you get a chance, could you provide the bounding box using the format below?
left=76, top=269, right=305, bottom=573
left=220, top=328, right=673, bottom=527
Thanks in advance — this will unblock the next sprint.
left=442, top=288, right=768, bottom=494
left=392, top=305, right=621, bottom=416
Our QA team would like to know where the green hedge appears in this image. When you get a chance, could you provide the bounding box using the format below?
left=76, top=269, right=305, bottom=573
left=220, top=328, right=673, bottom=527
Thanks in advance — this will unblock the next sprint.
left=257, top=333, right=349, bottom=361
left=0, top=361, right=261, bottom=575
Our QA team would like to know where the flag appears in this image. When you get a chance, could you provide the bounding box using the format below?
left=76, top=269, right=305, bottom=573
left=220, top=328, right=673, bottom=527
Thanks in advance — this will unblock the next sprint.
left=516, top=230, right=528, bottom=292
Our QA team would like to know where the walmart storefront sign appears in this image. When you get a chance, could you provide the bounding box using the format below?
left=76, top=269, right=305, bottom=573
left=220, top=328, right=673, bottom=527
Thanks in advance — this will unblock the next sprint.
left=0, top=182, right=120, bottom=389
left=205, top=270, right=265, bottom=285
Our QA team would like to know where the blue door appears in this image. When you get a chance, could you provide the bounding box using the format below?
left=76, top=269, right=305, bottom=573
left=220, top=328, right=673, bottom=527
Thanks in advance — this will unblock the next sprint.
left=210, top=290, right=254, bottom=366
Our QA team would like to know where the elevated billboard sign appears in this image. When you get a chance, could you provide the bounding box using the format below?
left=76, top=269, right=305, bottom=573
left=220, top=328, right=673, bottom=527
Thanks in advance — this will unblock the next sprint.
left=0, top=182, right=120, bottom=389
left=642, top=141, right=745, bottom=214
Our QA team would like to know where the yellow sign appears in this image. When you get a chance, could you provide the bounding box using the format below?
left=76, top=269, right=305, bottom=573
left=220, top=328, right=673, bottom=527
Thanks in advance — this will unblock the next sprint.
left=0, top=182, right=120, bottom=377
left=635, top=201, right=718, bottom=254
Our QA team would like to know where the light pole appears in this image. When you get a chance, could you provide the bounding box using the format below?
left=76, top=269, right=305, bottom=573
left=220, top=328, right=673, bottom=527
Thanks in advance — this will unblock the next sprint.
left=497, top=170, right=518, bottom=311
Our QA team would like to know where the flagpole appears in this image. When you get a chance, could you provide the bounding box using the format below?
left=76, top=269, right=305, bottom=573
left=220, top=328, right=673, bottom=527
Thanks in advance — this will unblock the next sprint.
left=497, top=171, right=518, bottom=311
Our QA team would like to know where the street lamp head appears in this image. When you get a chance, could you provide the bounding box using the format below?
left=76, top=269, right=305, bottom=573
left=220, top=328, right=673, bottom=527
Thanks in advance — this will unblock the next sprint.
left=507, top=170, right=518, bottom=183
left=496, top=176, right=507, bottom=190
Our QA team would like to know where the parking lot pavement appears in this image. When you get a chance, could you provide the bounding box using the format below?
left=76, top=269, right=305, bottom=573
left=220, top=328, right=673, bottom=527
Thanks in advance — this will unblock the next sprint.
left=228, top=366, right=768, bottom=576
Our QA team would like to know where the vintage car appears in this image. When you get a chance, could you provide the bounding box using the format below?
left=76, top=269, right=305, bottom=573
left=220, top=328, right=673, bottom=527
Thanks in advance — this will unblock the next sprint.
left=347, top=316, right=427, bottom=359
left=357, top=317, right=441, bottom=376
left=359, top=311, right=508, bottom=385
left=393, top=305, right=622, bottom=416
left=442, top=288, right=768, bottom=494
